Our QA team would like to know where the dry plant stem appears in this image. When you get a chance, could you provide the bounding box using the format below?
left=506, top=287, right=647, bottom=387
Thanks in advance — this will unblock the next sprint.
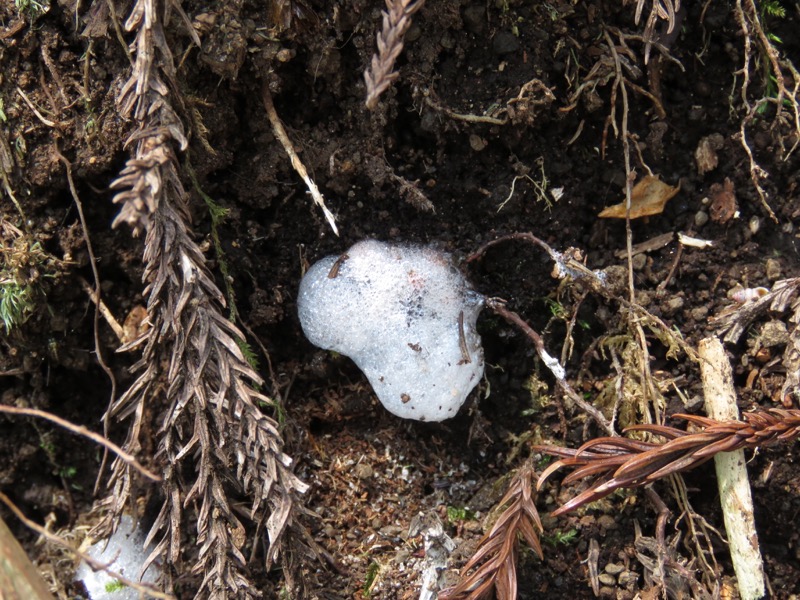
left=698, top=337, right=765, bottom=600
left=262, top=84, right=339, bottom=235
left=0, top=512, right=56, bottom=600
left=605, top=27, right=662, bottom=422
left=0, top=492, right=175, bottom=600
left=486, top=298, right=614, bottom=436
left=364, top=0, right=426, bottom=109
left=0, top=405, right=159, bottom=481
left=78, top=276, right=125, bottom=342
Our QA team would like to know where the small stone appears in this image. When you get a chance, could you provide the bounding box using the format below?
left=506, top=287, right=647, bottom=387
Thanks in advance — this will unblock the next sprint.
left=604, top=562, right=625, bottom=576
left=694, top=210, right=709, bottom=227
left=765, top=258, right=782, bottom=281
left=759, top=320, right=789, bottom=348
left=631, top=253, right=647, bottom=271
left=405, top=23, right=422, bottom=43
left=664, top=296, right=685, bottom=315
left=598, top=573, right=616, bottom=586
left=691, top=306, right=709, bottom=321
left=749, top=215, right=761, bottom=236
left=469, top=134, right=488, bottom=151
left=596, top=514, right=617, bottom=531
left=354, top=462, right=373, bottom=479
left=492, top=31, right=520, bottom=55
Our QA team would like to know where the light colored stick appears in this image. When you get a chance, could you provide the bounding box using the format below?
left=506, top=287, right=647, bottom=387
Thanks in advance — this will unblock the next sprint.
left=262, top=84, right=339, bottom=236
left=699, top=336, right=765, bottom=600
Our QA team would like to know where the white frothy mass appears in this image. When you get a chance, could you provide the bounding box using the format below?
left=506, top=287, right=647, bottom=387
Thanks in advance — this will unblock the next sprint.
left=298, top=240, right=484, bottom=421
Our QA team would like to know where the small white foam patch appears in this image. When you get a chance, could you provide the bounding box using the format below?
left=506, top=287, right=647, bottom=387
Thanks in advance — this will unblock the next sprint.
left=75, top=515, right=160, bottom=599
left=298, top=240, right=484, bottom=421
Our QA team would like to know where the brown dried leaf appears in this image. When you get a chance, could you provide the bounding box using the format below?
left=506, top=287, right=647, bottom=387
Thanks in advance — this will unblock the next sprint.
left=598, top=175, right=680, bottom=219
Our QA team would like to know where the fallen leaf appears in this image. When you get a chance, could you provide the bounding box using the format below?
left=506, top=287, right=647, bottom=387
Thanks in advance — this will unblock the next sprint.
left=598, top=175, right=680, bottom=219
left=708, top=178, right=737, bottom=224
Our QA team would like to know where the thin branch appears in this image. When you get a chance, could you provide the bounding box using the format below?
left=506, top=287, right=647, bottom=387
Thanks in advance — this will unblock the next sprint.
left=262, top=83, right=339, bottom=235
left=0, top=404, right=159, bottom=482
left=487, top=298, right=614, bottom=436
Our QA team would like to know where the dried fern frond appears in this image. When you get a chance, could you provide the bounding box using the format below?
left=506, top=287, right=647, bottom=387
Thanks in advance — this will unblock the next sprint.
left=95, top=0, right=307, bottom=598
left=440, top=464, right=543, bottom=600
left=364, top=0, right=426, bottom=110
left=536, top=409, right=800, bottom=516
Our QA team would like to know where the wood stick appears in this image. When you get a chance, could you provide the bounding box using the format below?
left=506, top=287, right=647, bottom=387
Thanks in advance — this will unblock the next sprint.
left=698, top=336, right=765, bottom=600
left=0, top=514, right=54, bottom=600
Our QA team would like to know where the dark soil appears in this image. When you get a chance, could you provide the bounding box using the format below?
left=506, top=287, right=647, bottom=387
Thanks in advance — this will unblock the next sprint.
left=1, top=0, right=800, bottom=598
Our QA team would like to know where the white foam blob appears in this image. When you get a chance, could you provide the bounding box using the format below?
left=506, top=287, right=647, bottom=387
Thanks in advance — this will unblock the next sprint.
left=75, top=515, right=160, bottom=599
left=298, top=240, right=484, bottom=421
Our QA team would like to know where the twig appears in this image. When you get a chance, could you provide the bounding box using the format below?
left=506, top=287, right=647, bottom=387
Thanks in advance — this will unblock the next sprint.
left=262, top=83, right=339, bottom=235
left=486, top=298, right=614, bottom=436
left=698, top=337, right=765, bottom=600
left=15, top=87, right=57, bottom=128
left=0, top=405, right=159, bottom=481
left=78, top=276, right=125, bottom=342
left=0, top=513, right=54, bottom=600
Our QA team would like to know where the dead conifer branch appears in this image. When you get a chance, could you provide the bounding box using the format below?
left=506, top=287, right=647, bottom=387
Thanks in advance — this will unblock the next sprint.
left=100, top=1, right=307, bottom=597
left=364, top=0, right=426, bottom=110
left=439, top=464, right=543, bottom=600
left=262, top=83, right=339, bottom=236
left=536, top=409, right=800, bottom=516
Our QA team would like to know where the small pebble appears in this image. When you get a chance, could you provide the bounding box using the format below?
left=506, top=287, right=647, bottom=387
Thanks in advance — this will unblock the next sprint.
left=664, top=296, right=685, bottom=314
left=760, top=320, right=789, bottom=347
left=469, top=134, right=488, bottom=151
left=598, top=573, right=616, bottom=586
left=604, top=562, right=625, bottom=575
left=765, top=257, right=782, bottom=281
left=694, top=210, right=709, bottom=227
left=749, top=215, right=761, bottom=235
left=631, top=253, right=647, bottom=271
left=354, top=462, right=373, bottom=479
left=463, top=5, right=485, bottom=33
left=596, top=514, right=617, bottom=531
left=691, top=306, right=709, bottom=321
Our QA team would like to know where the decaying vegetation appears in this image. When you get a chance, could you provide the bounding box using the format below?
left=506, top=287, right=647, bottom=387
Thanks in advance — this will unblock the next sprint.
left=0, top=0, right=799, bottom=598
